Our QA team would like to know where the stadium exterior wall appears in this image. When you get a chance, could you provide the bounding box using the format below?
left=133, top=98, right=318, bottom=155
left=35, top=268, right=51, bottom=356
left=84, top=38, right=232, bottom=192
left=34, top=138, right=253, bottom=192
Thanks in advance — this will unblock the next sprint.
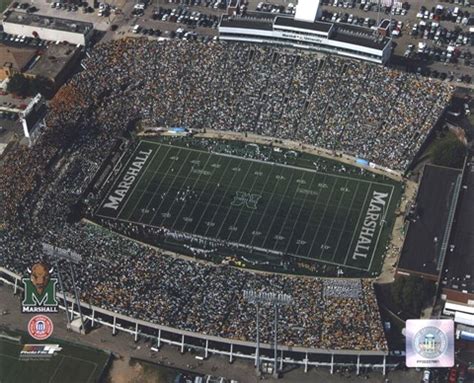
left=0, top=267, right=392, bottom=374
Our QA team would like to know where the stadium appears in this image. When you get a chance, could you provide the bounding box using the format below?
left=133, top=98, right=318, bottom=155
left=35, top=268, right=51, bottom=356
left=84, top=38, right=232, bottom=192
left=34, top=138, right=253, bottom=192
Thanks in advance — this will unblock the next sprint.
left=0, top=37, right=454, bottom=376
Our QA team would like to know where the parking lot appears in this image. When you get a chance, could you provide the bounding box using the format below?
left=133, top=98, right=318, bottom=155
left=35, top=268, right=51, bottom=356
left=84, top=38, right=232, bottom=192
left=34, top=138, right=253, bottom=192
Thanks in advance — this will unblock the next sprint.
left=109, top=0, right=473, bottom=83
left=1, top=0, right=473, bottom=84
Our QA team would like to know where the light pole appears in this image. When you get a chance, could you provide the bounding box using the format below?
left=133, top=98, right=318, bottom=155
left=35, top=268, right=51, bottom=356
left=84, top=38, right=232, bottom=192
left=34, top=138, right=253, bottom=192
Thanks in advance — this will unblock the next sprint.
left=243, top=290, right=292, bottom=378
left=42, top=243, right=85, bottom=333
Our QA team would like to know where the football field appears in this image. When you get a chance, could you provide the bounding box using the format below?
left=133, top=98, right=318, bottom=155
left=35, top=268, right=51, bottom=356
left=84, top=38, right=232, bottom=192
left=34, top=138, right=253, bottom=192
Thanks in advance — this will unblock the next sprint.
left=95, top=140, right=399, bottom=273
left=0, top=331, right=110, bottom=383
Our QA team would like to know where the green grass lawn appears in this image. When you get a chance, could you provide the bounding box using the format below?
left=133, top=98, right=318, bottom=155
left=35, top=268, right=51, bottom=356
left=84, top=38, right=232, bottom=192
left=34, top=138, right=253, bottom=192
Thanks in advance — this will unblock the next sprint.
left=0, top=329, right=111, bottom=383
left=0, top=0, right=11, bottom=13
left=95, top=139, right=402, bottom=276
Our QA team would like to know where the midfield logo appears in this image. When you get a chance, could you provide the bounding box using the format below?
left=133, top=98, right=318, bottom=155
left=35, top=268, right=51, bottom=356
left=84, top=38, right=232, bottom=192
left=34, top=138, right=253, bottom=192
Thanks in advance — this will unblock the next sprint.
left=231, top=192, right=261, bottom=210
left=22, top=262, right=59, bottom=313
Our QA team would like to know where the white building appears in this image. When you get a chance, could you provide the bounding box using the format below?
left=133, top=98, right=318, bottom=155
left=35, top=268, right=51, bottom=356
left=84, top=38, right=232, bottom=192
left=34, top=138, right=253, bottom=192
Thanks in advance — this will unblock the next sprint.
left=219, top=0, right=392, bottom=65
left=219, top=14, right=391, bottom=64
left=3, top=12, right=93, bottom=46
left=295, top=0, right=322, bottom=22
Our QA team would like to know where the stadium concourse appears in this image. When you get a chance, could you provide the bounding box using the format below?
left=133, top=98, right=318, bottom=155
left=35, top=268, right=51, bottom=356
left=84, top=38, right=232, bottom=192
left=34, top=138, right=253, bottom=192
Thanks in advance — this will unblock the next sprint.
left=0, top=39, right=453, bottom=361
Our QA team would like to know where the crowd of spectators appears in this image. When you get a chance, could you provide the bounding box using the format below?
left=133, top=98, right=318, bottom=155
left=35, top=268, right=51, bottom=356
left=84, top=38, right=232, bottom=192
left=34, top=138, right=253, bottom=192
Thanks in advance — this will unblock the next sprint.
left=1, top=222, right=387, bottom=351
left=0, top=38, right=451, bottom=352
left=116, top=39, right=450, bottom=171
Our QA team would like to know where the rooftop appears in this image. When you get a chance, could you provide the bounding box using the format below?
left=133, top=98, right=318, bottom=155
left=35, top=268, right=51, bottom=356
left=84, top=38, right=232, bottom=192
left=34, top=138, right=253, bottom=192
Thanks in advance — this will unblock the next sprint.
left=274, top=16, right=332, bottom=33
left=0, top=43, right=36, bottom=71
left=3, top=11, right=93, bottom=35
left=220, top=16, right=274, bottom=31
left=27, top=43, right=79, bottom=81
left=333, top=24, right=390, bottom=50
left=219, top=14, right=390, bottom=51
left=442, top=160, right=474, bottom=295
left=398, top=164, right=462, bottom=277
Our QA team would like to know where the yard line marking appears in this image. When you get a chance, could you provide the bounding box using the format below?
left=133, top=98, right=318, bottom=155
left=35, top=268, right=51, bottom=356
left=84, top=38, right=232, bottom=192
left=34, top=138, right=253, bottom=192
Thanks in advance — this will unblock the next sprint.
left=96, top=142, right=142, bottom=217
left=141, top=140, right=393, bottom=187
left=48, top=355, right=64, bottom=383
left=259, top=171, right=296, bottom=249
left=367, top=184, right=395, bottom=272
left=317, top=179, right=349, bottom=260
left=95, top=191, right=352, bottom=238
left=155, top=149, right=200, bottom=227
left=330, top=181, right=361, bottom=262
left=248, top=165, right=285, bottom=248
left=169, top=152, right=217, bottom=231
left=188, top=156, right=233, bottom=234
left=306, top=178, right=338, bottom=258
left=236, top=163, right=276, bottom=244
left=97, top=141, right=131, bottom=199
left=125, top=168, right=361, bottom=214
left=100, top=212, right=371, bottom=272
left=116, top=143, right=163, bottom=219
left=125, top=145, right=170, bottom=222
left=342, top=182, right=373, bottom=267
left=294, top=173, right=330, bottom=255
left=146, top=149, right=193, bottom=226
left=213, top=160, right=255, bottom=240
left=282, top=173, right=318, bottom=254
left=271, top=170, right=314, bottom=251
left=201, top=158, right=245, bottom=238
left=224, top=161, right=266, bottom=242
left=133, top=145, right=173, bottom=221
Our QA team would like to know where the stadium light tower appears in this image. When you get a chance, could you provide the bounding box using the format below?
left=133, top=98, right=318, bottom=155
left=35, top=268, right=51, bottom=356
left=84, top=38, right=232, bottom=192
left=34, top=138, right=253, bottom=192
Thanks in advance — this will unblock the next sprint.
left=243, top=290, right=292, bottom=378
left=42, top=243, right=85, bottom=333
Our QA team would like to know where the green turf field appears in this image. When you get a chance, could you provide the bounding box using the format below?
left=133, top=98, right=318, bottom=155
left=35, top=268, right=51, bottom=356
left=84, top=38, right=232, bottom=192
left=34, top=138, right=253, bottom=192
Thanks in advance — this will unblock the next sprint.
left=0, top=329, right=110, bottom=383
left=94, top=139, right=402, bottom=275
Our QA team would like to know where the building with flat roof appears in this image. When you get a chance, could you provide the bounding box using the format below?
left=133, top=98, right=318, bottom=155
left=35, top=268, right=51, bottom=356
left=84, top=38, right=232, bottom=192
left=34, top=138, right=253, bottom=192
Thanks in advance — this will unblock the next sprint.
left=2, top=11, right=93, bottom=46
left=397, top=164, right=462, bottom=281
left=440, top=158, right=474, bottom=305
left=0, top=43, right=36, bottom=80
left=218, top=13, right=391, bottom=64
left=26, top=43, right=81, bottom=87
left=395, top=159, right=474, bottom=326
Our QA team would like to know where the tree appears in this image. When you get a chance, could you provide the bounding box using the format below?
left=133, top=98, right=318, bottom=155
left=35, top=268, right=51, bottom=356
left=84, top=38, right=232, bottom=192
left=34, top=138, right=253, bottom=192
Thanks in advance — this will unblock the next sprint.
left=30, top=76, right=54, bottom=99
left=391, top=276, right=435, bottom=318
left=7, top=73, right=30, bottom=97
left=7, top=74, right=54, bottom=98
left=431, top=133, right=467, bottom=168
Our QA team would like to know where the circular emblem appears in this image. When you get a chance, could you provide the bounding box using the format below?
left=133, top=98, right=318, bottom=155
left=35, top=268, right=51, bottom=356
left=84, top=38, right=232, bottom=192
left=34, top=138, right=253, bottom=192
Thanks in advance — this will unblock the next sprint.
left=28, top=315, right=54, bottom=340
left=413, top=326, right=448, bottom=359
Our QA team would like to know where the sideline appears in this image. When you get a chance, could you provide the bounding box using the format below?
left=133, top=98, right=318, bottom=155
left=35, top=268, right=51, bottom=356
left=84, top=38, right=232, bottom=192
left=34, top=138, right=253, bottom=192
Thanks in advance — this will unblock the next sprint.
left=139, top=129, right=405, bottom=181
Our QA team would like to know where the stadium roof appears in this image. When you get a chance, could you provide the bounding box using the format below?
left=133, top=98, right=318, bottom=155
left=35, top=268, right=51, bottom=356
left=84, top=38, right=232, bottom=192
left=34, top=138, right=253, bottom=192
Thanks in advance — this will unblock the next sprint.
left=441, top=159, right=474, bottom=295
left=398, top=164, right=462, bottom=277
left=220, top=17, right=274, bottom=31
left=333, top=24, right=389, bottom=50
left=274, top=16, right=333, bottom=33
left=220, top=15, right=390, bottom=51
